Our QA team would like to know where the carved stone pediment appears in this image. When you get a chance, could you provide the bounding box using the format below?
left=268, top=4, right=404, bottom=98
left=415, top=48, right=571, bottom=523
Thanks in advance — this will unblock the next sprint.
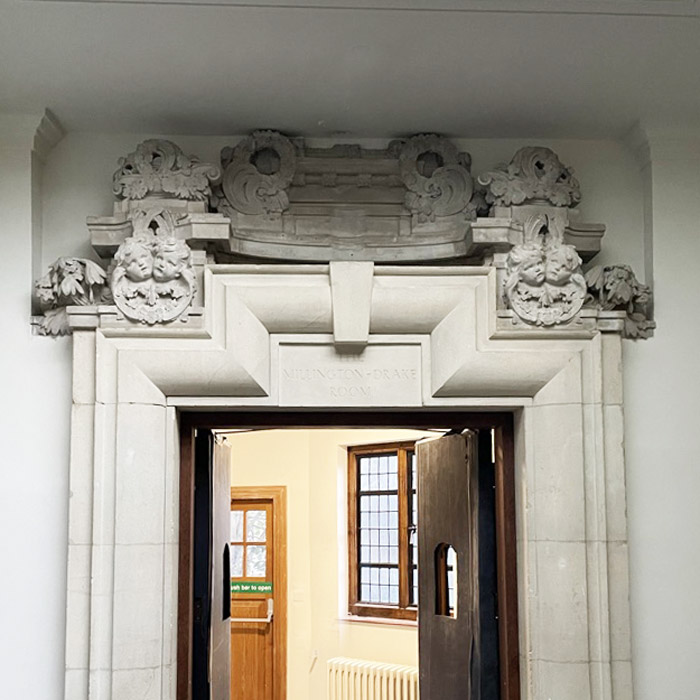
left=32, top=137, right=653, bottom=339
left=212, top=131, right=484, bottom=262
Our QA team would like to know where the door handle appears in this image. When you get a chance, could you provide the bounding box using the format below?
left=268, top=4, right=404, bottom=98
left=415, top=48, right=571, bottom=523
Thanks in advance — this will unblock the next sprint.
left=230, top=598, right=274, bottom=624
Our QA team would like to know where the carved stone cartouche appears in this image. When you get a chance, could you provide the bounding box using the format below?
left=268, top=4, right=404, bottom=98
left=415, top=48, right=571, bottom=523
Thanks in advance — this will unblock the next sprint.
left=585, top=264, right=655, bottom=339
left=34, top=257, right=108, bottom=336
left=111, top=209, right=197, bottom=325
left=213, top=131, right=486, bottom=262
left=478, top=146, right=581, bottom=208
left=112, top=139, right=221, bottom=202
left=504, top=213, right=586, bottom=326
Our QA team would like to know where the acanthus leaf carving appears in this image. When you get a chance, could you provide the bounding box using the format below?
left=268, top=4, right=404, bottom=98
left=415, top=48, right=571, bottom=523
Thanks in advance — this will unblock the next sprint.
left=112, top=139, right=221, bottom=202
left=397, top=134, right=476, bottom=223
left=34, top=257, right=108, bottom=336
left=504, top=213, right=586, bottom=326
left=478, top=146, right=582, bottom=208
left=585, top=264, right=655, bottom=339
left=218, top=130, right=296, bottom=216
left=110, top=208, right=197, bottom=325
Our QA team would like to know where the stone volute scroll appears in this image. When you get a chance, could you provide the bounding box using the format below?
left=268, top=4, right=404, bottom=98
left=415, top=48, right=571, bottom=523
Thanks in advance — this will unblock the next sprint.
left=397, top=134, right=476, bottom=223
left=218, top=130, right=296, bottom=216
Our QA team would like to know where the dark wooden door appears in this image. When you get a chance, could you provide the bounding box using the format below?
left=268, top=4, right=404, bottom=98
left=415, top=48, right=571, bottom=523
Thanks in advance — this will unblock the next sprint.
left=209, top=435, right=232, bottom=700
left=417, top=430, right=481, bottom=699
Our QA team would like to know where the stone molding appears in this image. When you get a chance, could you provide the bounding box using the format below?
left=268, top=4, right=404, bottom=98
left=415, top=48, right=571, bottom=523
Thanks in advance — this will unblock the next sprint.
left=33, top=136, right=653, bottom=339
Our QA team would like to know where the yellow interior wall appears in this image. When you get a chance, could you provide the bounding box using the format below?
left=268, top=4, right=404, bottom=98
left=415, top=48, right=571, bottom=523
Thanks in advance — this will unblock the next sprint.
left=226, top=428, right=436, bottom=700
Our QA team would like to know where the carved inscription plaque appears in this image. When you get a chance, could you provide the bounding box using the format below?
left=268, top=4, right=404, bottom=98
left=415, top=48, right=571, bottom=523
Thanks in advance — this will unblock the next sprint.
left=278, top=345, right=422, bottom=407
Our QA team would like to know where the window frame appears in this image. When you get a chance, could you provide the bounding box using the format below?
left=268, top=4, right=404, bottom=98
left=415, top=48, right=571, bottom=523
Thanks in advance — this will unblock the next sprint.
left=347, top=440, right=418, bottom=621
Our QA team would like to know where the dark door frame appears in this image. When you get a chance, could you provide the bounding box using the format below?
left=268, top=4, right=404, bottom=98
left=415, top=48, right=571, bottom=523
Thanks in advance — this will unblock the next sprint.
left=177, top=410, right=520, bottom=700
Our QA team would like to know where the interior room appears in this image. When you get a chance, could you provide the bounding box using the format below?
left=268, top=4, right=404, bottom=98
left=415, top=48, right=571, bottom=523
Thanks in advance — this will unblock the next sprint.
left=3, top=3, right=700, bottom=700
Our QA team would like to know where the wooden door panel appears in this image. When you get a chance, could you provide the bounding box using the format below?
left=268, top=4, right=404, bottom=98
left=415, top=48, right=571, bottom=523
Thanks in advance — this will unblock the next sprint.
left=230, top=497, right=278, bottom=700
left=210, top=436, right=232, bottom=700
left=417, top=430, right=480, bottom=700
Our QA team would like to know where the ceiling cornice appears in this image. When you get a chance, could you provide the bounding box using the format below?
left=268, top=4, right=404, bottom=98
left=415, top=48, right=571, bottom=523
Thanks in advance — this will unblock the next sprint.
left=30, top=0, right=700, bottom=17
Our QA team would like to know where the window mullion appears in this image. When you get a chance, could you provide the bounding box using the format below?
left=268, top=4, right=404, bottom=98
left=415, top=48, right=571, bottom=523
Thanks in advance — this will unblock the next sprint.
left=348, top=452, right=359, bottom=613
left=397, top=448, right=410, bottom=610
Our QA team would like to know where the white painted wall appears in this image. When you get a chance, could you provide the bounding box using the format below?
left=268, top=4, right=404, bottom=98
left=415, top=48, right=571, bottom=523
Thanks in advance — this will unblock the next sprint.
left=3, top=125, right=696, bottom=700
left=623, top=134, right=700, bottom=700
left=0, top=117, right=72, bottom=700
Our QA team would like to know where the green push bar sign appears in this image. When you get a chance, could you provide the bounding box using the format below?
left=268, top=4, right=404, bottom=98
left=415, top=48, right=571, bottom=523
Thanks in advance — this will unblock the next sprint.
left=231, top=581, right=273, bottom=594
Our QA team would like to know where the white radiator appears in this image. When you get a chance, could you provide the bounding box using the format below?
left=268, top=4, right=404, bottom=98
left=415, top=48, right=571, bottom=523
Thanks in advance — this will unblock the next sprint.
left=327, top=657, right=419, bottom=700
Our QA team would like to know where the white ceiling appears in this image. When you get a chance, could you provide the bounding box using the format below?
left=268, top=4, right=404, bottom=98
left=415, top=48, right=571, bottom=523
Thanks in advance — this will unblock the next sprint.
left=2, top=0, right=700, bottom=137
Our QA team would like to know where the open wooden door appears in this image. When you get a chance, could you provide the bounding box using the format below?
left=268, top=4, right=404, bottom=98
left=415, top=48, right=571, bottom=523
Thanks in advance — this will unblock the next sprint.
left=210, top=433, right=232, bottom=700
left=229, top=487, right=286, bottom=700
left=417, top=430, right=481, bottom=700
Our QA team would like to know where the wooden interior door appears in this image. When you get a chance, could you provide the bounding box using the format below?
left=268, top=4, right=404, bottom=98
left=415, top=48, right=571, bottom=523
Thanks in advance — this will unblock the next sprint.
left=210, top=435, right=232, bottom=700
left=229, top=488, right=286, bottom=700
left=416, top=430, right=481, bottom=699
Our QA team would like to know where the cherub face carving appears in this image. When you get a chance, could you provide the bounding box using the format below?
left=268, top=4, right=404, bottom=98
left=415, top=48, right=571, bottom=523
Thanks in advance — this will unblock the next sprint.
left=545, top=245, right=580, bottom=286
left=116, top=239, right=154, bottom=282
left=510, top=244, right=545, bottom=286
left=152, top=239, right=190, bottom=282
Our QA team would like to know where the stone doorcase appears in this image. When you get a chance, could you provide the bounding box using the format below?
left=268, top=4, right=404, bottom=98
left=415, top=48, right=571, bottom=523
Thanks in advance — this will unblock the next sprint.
left=41, top=137, right=649, bottom=700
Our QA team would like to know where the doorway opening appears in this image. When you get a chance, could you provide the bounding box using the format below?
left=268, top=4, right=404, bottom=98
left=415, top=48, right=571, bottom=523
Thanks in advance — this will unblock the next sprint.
left=178, top=412, right=519, bottom=700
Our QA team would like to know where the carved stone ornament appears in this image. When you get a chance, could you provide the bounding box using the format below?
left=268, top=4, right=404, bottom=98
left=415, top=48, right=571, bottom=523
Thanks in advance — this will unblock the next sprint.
left=398, top=134, right=475, bottom=222
left=112, top=139, right=221, bottom=202
left=34, top=257, right=108, bottom=336
left=111, top=208, right=197, bottom=325
left=219, top=130, right=296, bottom=216
left=585, top=264, right=655, bottom=339
left=478, top=146, right=582, bottom=208
left=504, top=213, right=587, bottom=326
